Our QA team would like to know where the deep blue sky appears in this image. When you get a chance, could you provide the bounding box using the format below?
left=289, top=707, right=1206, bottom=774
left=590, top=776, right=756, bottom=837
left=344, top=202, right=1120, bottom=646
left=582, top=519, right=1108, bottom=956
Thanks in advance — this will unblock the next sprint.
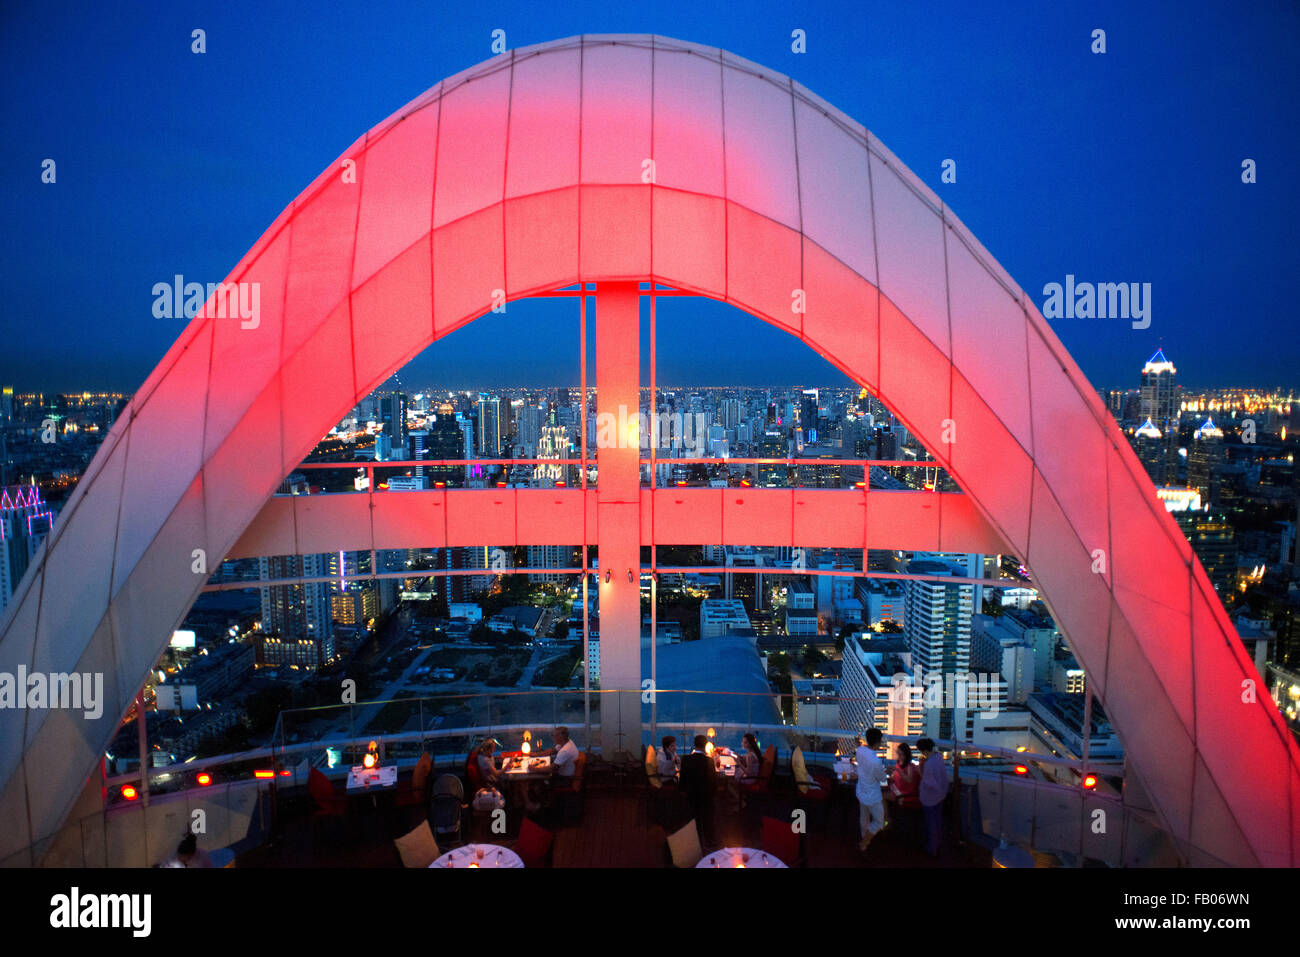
left=1, top=0, right=1297, bottom=394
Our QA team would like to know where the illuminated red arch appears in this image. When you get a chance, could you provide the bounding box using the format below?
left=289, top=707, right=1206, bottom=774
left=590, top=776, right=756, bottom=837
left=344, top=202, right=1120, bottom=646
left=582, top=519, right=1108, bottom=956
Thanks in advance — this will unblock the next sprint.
left=1, top=35, right=1295, bottom=867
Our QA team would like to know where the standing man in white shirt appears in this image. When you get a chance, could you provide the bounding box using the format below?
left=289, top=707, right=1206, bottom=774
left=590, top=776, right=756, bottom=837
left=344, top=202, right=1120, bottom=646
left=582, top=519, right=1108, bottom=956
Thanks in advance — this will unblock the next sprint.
left=855, top=728, right=889, bottom=851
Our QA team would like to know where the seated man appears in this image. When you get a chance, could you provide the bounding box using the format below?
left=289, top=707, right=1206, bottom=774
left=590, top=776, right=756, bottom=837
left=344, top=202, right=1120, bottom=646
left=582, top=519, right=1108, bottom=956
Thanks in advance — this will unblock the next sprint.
left=544, top=726, right=580, bottom=783
left=679, top=734, right=718, bottom=848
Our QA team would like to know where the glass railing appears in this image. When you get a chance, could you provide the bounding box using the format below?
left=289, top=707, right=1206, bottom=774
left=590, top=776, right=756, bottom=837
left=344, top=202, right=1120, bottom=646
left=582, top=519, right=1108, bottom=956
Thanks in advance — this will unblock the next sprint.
left=71, top=687, right=1231, bottom=867
left=272, top=457, right=960, bottom=494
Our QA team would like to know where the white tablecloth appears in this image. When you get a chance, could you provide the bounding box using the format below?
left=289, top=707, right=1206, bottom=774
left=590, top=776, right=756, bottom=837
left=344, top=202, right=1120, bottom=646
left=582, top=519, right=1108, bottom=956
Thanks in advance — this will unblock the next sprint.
left=696, top=847, right=787, bottom=868
left=346, top=765, right=397, bottom=789
left=431, top=844, right=524, bottom=868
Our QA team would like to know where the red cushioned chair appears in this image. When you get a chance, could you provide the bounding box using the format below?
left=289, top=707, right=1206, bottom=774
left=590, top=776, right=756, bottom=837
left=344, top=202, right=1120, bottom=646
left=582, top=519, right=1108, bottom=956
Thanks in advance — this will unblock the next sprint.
left=308, top=767, right=346, bottom=816
left=761, top=814, right=806, bottom=868
left=741, top=745, right=777, bottom=818
left=397, top=752, right=432, bottom=808
left=465, top=751, right=484, bottom=792
left=514, top=816, right=554, bottom=868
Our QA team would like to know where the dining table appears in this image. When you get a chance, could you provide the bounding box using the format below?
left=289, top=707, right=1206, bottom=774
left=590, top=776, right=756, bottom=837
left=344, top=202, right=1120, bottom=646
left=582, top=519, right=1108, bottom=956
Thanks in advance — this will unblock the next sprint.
left=697, top=846, right=787, bottom=868
left=502, top=754, right=552, bottom=778
left=346, top=765, right=398, bottom=790
left=431, top=843, right=524, bottom=868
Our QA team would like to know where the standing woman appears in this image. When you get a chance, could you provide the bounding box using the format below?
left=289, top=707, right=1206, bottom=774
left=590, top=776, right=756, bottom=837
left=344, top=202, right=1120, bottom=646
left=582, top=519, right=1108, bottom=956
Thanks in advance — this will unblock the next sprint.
left=889, top=742, right=922, bottom=846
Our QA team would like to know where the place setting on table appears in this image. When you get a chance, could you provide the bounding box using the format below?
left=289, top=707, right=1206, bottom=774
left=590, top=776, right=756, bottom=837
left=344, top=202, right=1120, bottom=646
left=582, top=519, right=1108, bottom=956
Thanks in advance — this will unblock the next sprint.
left=697, top=847, right=786, bottom=868
left=431, top=843, right=524, bottom=869
left=346, top=741, right=399, bottom=815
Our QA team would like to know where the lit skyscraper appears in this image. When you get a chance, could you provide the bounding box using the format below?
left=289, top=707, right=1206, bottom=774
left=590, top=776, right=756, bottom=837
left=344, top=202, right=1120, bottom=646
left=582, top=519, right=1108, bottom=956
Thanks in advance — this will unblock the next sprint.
left=258, top=553, right=335, bottom=663
left=477, top=393, right=501, bottom=460
left=0, top=484, right=54, bottom=613
left=904, top=558, right=973, bottom=739
left=377, top=392, right=407, bottom=462
left=1188, top=417, right=1226, bottom=503
left=1138, top=349, right=1179, bottom=483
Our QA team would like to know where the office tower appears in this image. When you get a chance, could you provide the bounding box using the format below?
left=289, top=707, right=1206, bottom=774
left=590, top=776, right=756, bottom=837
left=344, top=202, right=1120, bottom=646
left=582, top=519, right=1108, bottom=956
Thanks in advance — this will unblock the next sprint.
left=874, top=426, right=897, bottom=461
left=0, top=485, right=54, bottom=613
left=1176, top=509, right=1236, bottom=595
left=258, top=553, right=335, bottom=665
left=1133, top=418, right=1166, bottom=485
left=477, top=393, right=501, bottom=460
left=377, top=392, right=407, bottom=462
left=1188, top=418, right=1226, bottom=503
left=533, top=418, right=569, bottom=483
left=720, top=398, right=741, bottom=430
left=519, top=401, right=545, bottom=454
left=457, top=415, right=475, bottom=481
left=1138, top=350, right=1179, bottom=484
left=838, top=634, right=924, bottom=756
left=903, top=558, right=973, bottom=739
left=528, top=544, right=574, bottom=583
left=425, top=411, right=465, bottom=486
left=1, top=387, right=12, bottom=424
left=800, top=388, right=819, bottom=439
left=757, top=430, right=787, bottom=486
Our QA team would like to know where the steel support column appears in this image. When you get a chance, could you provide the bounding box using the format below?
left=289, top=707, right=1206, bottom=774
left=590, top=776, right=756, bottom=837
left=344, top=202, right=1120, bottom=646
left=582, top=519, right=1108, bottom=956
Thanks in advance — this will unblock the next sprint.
left=594, top=283, right=641, bottom=757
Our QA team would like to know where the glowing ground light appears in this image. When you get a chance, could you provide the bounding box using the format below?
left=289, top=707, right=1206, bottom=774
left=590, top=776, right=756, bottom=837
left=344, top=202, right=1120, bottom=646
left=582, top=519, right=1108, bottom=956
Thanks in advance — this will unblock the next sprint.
left=121, top=784, right=138, bottom=800
left=1014, top=765, right=1028, bottom=775
left=1082, top=774, right=1098, bottom=789
left=196, top=772, right=212, bottom=786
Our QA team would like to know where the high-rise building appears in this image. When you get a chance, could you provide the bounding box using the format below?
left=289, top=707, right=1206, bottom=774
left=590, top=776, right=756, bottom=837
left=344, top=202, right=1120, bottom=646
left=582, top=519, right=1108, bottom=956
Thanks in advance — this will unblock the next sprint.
left=477, top=394, right=501, bottom=460
left=377, top=392, right=407, bottom=462
left=1176, top=509, right=1236, bottom=595
left=258, top=553, right=335, bottom=665
left=1133, top=417, right=1167, bottom=485
left=1, top=387, right=13, bottom=424
left=425, top=411, right=465, bottom=486
left=1138, top=349, right=1179, bottom=483
left=533, top=417, right=569, bottom=484
left=800, top=388, right=819, bottom=438
left=0, top=484, right=54, bottom=613
left=903, top=558, right=973, bottom=739
left=457, top=415, right=475, bottom=481
left=1188, top=418, right=1226, bottom=503
left=720, top=398, right=741, bottom=430
left=837, top=634, right=924, bottom=758
left=528, top=544, right=574, bottom=583
left=757, top=431, right=787, bottom=487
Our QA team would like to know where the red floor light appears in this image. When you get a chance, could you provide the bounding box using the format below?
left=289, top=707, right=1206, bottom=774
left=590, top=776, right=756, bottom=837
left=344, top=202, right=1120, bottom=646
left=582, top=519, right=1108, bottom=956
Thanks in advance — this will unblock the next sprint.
left=1082, top=774, right=1098, bottom=789
left=253, top=770, right=275, bottom=779
left=196, top=772, right=212, bottom=786
left=121, top=784, right=138, bottom=800
left=1014, top=765, right=1028, bottom=775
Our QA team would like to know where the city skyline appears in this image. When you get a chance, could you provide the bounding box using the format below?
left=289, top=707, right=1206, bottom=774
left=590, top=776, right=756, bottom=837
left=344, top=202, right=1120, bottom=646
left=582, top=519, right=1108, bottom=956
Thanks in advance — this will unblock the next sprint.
left=3, top=2, right=1299, bottom=393
left=1, top=4, right=1297, bottom=881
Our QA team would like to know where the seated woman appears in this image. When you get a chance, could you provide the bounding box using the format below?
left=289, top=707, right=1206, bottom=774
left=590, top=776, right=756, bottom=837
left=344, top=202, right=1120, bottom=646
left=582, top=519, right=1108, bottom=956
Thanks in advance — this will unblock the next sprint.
left=738, top=733, right=763, bottom=784
left=657, top=735, right=681, bottom=784
left=476, top=738, right=503, bottom=788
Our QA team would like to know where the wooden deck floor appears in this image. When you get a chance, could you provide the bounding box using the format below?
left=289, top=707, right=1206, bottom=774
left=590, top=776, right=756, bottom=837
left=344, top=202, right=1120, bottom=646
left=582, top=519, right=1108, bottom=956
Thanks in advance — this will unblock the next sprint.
left=239, top=781, right=992, bottom=868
